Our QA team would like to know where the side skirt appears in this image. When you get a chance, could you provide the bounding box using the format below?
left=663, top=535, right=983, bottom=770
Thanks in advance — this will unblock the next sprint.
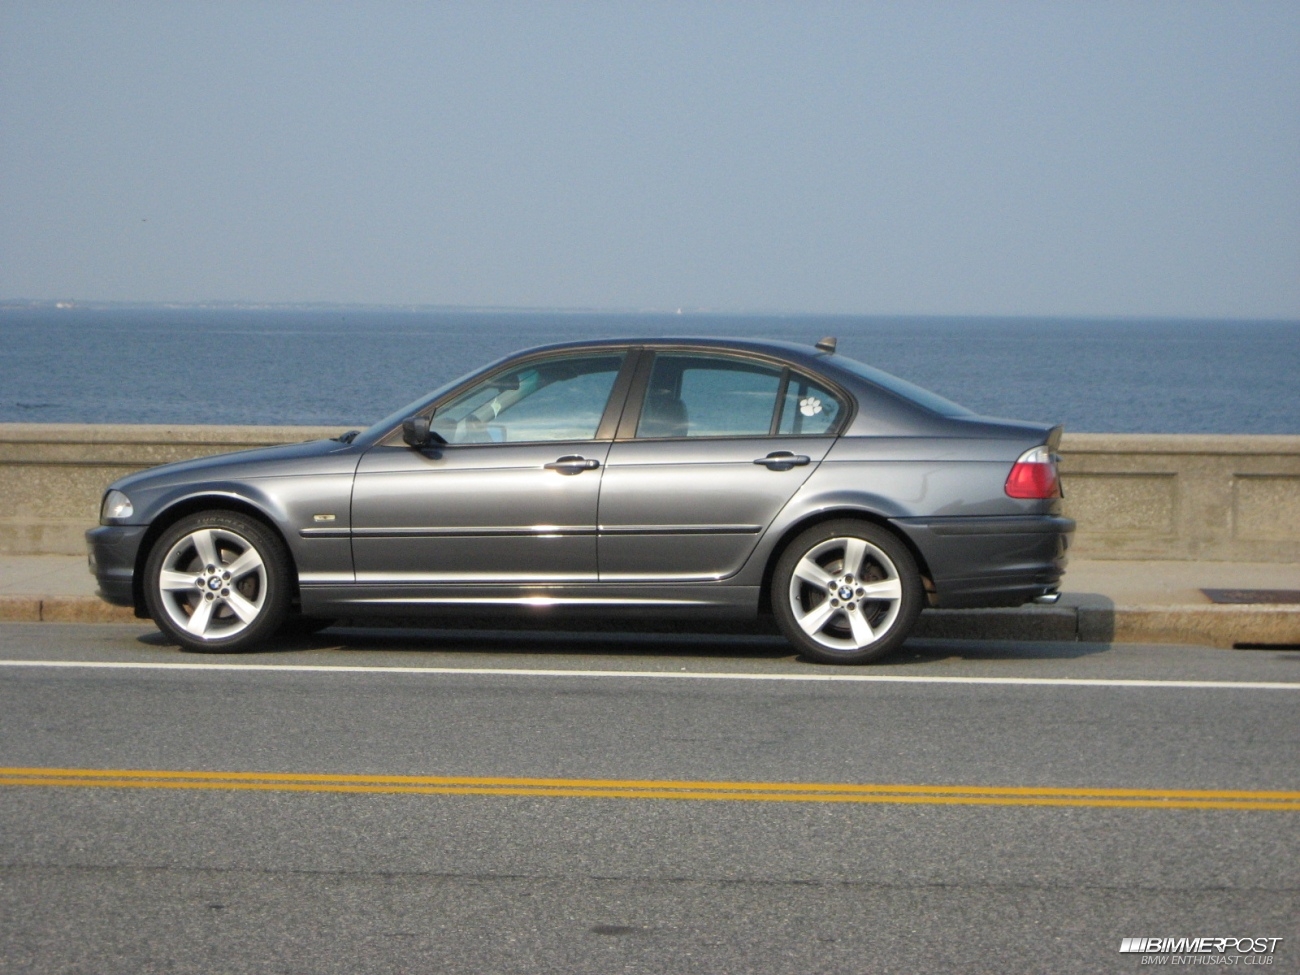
left=299, top=583, right=762, bottom=621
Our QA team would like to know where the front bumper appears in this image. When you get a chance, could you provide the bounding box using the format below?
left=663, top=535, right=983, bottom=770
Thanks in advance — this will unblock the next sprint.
left=86, top=525, right=148, bottom=609
left=891, top=515, right=1075, bottom=609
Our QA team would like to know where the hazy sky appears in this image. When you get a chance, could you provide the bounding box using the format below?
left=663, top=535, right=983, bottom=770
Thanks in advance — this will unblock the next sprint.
left=2, top=2, right=1297, bottom=317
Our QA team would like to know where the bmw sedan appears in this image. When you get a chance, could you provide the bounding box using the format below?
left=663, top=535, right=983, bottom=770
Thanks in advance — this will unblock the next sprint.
left=87, top=337, right=1073, bottom=664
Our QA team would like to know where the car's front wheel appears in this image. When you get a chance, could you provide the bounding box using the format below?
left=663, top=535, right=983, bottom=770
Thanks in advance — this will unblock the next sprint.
left=143, top=511, right=291, bottom=653
left=772, top=519, right=922, bottom=664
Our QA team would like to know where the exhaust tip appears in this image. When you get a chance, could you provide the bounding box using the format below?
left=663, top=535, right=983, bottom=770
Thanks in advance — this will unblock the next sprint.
left=1033, top=591, right=1061, bottom=605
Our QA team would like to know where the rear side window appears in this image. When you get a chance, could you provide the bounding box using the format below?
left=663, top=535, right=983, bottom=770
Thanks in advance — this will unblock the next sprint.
left=637, top=354, right=783, bottom=438
left=635, top=353, right=845, bottom=438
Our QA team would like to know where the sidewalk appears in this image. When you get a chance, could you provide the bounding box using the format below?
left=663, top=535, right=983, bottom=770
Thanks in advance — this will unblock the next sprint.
left=0, top=554, right=1297, bottom=648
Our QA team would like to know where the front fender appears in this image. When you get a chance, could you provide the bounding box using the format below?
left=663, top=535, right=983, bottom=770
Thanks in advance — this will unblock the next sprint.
left=134, top=481, right=292, bottom=531
left=130, top=474, right=356, bottom=586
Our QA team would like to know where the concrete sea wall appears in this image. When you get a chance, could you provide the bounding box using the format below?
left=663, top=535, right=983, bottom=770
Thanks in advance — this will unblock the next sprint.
left=2, top=424, right=1298, bottom=561
left=1058, top=434, right=1300, bottom=562
left=1, top=424, right=341, bottom=556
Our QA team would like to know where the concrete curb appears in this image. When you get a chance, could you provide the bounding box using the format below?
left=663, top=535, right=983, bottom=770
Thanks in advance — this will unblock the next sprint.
left=1101, top=605, right=1300, bottom=649
left=917, top=604, right=1300, bottom=647
left=0, top=596, right=137, bottom=623
left=1, top=595, right=1296, bottom=647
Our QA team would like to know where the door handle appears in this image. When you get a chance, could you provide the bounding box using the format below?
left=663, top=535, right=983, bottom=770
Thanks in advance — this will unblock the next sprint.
left=545, top=455, right=601, bottom=475
left=754, top=451, right=811, bottom=471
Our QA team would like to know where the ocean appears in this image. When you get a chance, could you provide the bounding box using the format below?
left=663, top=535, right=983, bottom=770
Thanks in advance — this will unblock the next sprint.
left=2, top=305, right=1297, bottom=433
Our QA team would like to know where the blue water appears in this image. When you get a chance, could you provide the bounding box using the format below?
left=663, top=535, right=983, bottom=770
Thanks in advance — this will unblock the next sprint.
left=2, top=305, right=1297, bottom=433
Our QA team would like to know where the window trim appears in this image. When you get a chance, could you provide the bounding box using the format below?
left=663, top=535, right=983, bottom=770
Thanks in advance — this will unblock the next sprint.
left=617, top=347, right=852, bottom=442
left=770, top=368, right=791, bottom=436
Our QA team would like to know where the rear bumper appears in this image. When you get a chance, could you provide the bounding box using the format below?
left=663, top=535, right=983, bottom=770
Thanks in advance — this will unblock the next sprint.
left=85, top=525, right=148, bottom=609
left=891, top=515, right=1075, bottom=609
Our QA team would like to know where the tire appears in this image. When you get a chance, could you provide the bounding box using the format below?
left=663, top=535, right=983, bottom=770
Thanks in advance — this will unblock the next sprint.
left=772, top=519, right=922, bottom=664
left=143, top=510, right=292, bottom=653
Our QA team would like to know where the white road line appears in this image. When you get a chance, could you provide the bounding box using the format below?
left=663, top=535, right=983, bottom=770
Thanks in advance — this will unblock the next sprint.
left=0, top=659, right=1296, bottom=689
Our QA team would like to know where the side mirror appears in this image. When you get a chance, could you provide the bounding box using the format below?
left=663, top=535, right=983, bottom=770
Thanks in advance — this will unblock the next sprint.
left=402, top=415, right=432, bottom=448
left=402, top=415, right=449, bottom=448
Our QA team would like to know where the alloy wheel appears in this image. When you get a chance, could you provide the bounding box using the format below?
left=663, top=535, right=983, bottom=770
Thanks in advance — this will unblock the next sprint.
left=156, top=527, right=269, bottom=641
left=786, top=535, right=904, bottom=653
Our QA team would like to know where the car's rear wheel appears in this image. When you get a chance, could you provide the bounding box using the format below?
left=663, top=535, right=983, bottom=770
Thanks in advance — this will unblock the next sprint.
left=772, top=519, right=922, bottom=664
left=143, top=511, right=291, bottom=653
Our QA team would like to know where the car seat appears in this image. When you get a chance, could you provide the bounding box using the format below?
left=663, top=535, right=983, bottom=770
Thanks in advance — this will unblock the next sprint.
left=639, top=393, right=690, bottom=438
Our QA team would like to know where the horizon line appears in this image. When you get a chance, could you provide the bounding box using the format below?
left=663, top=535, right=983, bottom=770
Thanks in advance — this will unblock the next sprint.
left=2, top=298, right=1298, bottom=325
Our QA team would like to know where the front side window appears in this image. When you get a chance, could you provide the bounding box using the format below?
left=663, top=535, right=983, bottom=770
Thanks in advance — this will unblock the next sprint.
left=429, top=353, right=625, bottom=444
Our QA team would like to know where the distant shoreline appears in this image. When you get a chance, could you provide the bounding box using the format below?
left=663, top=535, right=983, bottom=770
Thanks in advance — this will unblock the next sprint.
left=2, top=299, right=1298, bottom=326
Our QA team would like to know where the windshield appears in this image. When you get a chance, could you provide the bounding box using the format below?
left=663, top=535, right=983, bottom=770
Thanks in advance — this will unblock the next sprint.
left=833, top=356, right=973, bottom=417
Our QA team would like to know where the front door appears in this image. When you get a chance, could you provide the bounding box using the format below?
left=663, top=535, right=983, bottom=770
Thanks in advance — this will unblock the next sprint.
left=352, top=351, right=628, bottom=584
left=598, top=351, right=844, bottom=581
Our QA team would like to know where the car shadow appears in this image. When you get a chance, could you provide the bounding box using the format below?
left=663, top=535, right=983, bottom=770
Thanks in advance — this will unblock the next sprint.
left=890, top=637, right=1111, bottom=663
left=135, top=621, right=1113, bottom=664
left=319, top=626, right=798, bottom=660
left=135, top=624, right=797, bottom=660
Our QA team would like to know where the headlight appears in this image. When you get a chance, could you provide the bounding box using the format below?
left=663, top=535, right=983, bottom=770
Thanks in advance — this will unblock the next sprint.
left=100, top=490, right=134, bottom=523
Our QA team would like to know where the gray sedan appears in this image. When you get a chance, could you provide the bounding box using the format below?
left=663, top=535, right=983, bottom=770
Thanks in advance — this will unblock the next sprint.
left=87, top=337, right=1073, bottom=664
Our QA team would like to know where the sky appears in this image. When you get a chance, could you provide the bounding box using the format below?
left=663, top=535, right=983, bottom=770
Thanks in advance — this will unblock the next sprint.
left=1, top=1, right=1297, bottom=318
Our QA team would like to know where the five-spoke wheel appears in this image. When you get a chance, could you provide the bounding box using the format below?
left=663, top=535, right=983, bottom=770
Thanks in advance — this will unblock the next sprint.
left=144, top=511, right=290, bottom=653
left=772, top=519, right=922, bottom=664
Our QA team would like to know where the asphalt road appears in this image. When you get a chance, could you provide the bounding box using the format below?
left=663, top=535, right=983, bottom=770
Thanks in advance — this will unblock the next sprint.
left=1, top=622, right=1297, bottom=974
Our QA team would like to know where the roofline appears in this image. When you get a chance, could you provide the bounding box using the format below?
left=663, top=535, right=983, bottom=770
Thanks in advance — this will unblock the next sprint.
left=502, top=336, right=833, bottom=361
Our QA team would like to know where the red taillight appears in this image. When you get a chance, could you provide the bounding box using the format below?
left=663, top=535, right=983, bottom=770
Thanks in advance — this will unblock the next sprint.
left=1005, top=445, right=1060, bottom=499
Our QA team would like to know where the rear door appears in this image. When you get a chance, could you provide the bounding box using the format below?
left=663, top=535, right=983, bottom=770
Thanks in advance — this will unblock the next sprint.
left=597, top=351, right=844, bottom=581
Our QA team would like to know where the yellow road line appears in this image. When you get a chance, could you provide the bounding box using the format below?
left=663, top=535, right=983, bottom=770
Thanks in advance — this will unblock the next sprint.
left=0, top=766, right=1296, bottom=810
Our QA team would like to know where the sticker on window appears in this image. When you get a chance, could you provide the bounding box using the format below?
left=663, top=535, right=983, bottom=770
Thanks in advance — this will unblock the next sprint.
left=799, top=397, right=823, bottom=417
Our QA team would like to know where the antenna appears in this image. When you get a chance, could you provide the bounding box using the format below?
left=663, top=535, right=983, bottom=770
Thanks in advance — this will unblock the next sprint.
left=815, top=336, right=837, bottom=354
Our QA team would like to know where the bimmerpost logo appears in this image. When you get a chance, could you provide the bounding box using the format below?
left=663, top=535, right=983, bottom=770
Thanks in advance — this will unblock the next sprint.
left=1120, top=937, right=1283, bottom=965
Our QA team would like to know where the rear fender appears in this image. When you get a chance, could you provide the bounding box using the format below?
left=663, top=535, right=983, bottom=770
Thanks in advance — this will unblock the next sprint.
left=735, top=488, right=919, bottom=590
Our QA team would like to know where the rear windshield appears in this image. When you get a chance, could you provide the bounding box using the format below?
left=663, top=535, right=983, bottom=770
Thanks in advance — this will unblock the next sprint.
left=832, top=356, right=973, bottom=417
